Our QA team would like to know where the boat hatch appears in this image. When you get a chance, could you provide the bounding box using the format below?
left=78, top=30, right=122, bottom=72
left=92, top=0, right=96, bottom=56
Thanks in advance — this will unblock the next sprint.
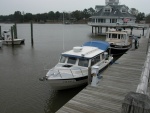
left=63, top=64, right=72, bottom=68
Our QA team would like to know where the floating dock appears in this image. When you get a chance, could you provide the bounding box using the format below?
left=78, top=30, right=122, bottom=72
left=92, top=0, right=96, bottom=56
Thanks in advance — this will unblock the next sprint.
left=57, top=29, right=150, bottom=113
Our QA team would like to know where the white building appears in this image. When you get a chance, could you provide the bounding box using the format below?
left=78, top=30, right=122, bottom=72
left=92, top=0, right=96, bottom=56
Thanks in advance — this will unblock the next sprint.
left=89, top=0, right=136, bottom=27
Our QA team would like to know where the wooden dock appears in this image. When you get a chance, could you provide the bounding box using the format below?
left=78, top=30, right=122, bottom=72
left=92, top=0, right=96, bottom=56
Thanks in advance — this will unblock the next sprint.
left=57, top=30, right=150, bottom=113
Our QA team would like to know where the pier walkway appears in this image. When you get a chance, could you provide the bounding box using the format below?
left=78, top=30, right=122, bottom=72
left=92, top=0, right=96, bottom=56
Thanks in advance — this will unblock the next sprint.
left=57, top=30, right=150, bottom=113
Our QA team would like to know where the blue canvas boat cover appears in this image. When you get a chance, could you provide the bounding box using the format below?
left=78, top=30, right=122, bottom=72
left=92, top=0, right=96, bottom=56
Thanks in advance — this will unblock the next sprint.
left=83, top=41, right=110, bottom=51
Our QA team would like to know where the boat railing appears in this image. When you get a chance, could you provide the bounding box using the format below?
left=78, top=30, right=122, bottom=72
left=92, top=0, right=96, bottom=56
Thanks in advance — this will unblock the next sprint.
left=49, top=68, right=88, bottom=78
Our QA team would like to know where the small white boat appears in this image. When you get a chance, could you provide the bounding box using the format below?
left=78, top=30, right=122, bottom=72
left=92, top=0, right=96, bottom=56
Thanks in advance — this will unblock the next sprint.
left=2, top=39, right=25, bottom=45
left=0, top=40, right=2, bottom=48
left=0, top=30, right=25, bottom=45
left=106, top=29, right=132, bottom=55
left=41, top=41, right=113, bottom=90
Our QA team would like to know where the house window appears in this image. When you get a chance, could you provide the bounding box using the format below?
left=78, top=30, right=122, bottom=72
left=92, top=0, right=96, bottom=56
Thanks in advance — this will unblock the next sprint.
left=98, top=19, right=106, bottom=23
left=110, top=19, right=117, bottom=23
left=105, top=8, right=111, bottom=12
left=122, top=8, right=126, bottom=13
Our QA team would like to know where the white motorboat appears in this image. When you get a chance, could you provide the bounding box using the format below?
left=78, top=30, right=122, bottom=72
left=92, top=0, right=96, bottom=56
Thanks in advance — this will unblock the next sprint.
left=41, top=41, right=113, bottom=90
left=0, top=30, right=25, bottom=45
left=106, top=29, right=132, bottom=55
left=2, top=39, right=25, bottom=45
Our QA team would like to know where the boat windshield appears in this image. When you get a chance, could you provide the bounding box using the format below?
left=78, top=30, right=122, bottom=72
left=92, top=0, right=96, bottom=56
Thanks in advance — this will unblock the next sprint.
left=59, top=56, right=67, bottom=63
left=112, top=34, right=117, bottom=38
left=78, top=59, right=89, bottom=67
left=67, top=57, right=77, bottom=64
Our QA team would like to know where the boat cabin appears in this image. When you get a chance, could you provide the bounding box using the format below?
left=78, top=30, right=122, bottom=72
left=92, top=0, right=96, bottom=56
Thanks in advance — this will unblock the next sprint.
left=58, top=46, right=108, bottom=68
left=106, top=31, right=129, bottom=45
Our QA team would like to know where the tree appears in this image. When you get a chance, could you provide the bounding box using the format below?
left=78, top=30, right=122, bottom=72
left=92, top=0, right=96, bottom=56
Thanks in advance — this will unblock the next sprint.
left=136, top=12, right=145, bottom=22
left=14, top=11, right=22, bottom=22
left=145, top=14, right=150, bottom=23
left=55, top=11, right=60, bottom=21
left=130, top=8, right=138, bottom=16
left=48, top=11, right=55, bottom=21
left=71, top=10, right=83, bottom=21
left=24, top=13, right=33, bottom=22
left=88, top=7, right=95, bottom=15
left=83, top=8, right=90, bottom=19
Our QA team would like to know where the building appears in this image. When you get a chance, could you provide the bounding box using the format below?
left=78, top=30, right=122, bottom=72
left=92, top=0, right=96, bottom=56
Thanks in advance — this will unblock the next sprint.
left=88, top=0, right=136, bottom=33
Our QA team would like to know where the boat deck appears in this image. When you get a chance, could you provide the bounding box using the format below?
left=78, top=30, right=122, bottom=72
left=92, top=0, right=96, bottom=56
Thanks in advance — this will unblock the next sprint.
left=56, top=31, right=150, bottom=113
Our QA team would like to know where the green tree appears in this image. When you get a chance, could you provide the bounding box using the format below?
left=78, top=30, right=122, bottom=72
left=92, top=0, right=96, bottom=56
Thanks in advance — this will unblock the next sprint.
left=71, top=10, right=83, bottom=21
left=55, top=11, right=60, bottom=21
left=130, top=8, right=138, bottom=16
left=48, top=11, right=55, bottom=21
left=88, top=7, right=95, bottom=15
left=136, top=12, right=145, bottom=22
left=24, top=13, right=33, bottom=22
left=14, top=11, right=22, bottom=22
left=145, top=14, right=150, bottom=23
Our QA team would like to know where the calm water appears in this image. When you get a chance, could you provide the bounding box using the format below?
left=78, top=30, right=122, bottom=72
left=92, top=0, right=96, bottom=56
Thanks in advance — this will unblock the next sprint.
left=0, top=24, right=147, bottom=113
left=0, top=24, right=106, bottom=113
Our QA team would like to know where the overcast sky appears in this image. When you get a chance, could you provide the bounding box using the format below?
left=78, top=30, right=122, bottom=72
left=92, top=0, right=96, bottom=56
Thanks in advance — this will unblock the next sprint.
left=0, top=0, right=149, bottom=15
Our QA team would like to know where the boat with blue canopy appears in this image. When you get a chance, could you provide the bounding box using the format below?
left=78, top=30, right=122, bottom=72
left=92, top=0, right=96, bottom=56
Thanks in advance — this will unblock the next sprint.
left=40, top=41, right=113, bottom=90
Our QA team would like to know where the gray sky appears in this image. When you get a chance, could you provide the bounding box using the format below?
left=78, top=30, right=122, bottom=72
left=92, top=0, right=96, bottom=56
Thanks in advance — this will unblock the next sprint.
left=0, top=0, right=149, bottom=15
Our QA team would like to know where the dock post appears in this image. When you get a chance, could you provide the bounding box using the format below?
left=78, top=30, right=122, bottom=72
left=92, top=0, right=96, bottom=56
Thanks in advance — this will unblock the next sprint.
left=31, top=21, right=34, bottom=45
left=142, top=28, right=145, bottom=36
left=0, top=26, right=1, bottom=37
left=91, top=66, right=99, bottom=87
left=14, top=23, right=17, bottom=39
left=11, top=26, right=14, bottom=46
left=130, top=27, right=133, bottom=35
left=92, top=26, right=93, bottom=34
left=88, top=67, right=91, bottom=85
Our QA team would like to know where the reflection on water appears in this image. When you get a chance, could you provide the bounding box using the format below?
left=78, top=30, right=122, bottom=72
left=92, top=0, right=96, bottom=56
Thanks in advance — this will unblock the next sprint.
left=44, top=84, right=87, bottom=113
left=0, top=24, right=146, bottom=113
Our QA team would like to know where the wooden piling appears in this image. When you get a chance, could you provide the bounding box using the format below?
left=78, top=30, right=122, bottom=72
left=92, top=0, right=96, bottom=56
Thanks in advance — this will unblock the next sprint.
left=88, top=67, right=91, bottom=85
left=31, top=21, right=34, bottom=45
left=14, top=23, right=17, bottom=39
left=0, top=26, right=1, bottom=37
left=11, top=26, right=14, bottom=46
left=143, top=28, right=145, bottom=36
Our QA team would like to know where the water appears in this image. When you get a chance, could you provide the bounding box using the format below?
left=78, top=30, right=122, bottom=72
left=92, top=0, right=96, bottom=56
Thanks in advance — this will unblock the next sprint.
left=0, top=24, right=147, bottom=113
left=0, top=24, right=106, bottom=113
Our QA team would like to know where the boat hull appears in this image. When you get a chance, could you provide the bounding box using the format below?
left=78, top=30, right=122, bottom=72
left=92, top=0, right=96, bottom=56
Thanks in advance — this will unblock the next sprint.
left=2, top=39, right=25, bottom=45
left=109, top=44, right=131, bottom=55
left=48, top=76, right=88, bottom=90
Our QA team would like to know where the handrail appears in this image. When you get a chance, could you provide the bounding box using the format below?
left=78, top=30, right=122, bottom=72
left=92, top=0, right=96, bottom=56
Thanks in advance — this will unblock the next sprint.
left=136, top=42, right=150, bottom=95
left=48, top=68, right=88, bottom=79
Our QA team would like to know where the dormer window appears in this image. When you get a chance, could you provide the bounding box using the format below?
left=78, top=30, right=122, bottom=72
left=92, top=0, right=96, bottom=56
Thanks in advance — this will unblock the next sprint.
left=121, top=8, right=127, bottom=13
left=105, top=8, right=111, bottom=12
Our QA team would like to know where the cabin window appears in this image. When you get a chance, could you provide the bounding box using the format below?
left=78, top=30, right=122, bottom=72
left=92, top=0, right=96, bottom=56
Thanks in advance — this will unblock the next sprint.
left=107, top=34, right=111, bottom=38
left=67, top=57, right=77, bottom=64
left=91, top=55, right=100, bottom=66
left=112, top=34, right=117, bottom=38
left=118, top=34, right=121, bottom=39
left=78, top=59, right=89, bottom=67
left=60, top=56, right=66, bottom=63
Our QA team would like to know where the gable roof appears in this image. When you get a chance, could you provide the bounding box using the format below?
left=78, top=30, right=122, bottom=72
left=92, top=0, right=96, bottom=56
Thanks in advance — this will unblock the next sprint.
left=93, top=5, right=135, bottom=19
